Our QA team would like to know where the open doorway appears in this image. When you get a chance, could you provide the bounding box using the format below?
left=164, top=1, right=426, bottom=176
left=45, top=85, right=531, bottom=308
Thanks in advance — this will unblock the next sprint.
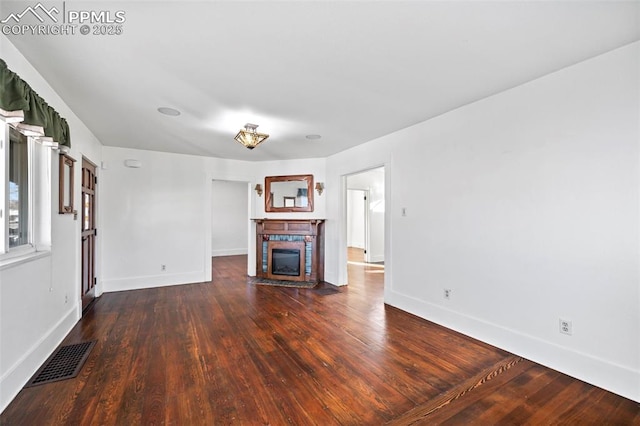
left=346, top=167, right=385, bottom=270
left=211, top=180, right=250, bottom=280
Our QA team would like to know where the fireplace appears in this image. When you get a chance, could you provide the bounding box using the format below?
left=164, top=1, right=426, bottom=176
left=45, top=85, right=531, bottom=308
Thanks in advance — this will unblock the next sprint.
left=254, top=219, right=325, bottom=283
left=272, top=248, right=301, bottom=277
left=266, top=240, right=306, bottom=281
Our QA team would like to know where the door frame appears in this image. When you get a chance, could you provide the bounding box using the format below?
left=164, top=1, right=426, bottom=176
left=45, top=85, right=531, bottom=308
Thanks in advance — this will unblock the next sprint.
left=80, top=156, right=98, bottom=312
left=343, top=166, right=386, bottom=283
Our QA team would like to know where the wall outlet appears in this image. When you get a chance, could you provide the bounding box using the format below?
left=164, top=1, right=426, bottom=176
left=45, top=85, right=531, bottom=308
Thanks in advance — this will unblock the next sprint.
left=559, top=318, right=572, bottom=335
left=161, top=264, right=166, bottom=272
left=444, top=289, right=452, bottom=300
left=64, top=293, right=68, bottom=304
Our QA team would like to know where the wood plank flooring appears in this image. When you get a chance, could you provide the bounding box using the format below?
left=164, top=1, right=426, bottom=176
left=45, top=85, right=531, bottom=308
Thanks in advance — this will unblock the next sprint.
left=1, top=252, right=638, bottom=425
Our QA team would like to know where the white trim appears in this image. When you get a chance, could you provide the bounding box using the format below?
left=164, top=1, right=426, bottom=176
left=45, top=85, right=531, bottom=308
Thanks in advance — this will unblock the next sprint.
left=102, top=271, right=205, bottom=293
left=26, top=136, right=35, bottom=247
left=212, top=248, right=248, bottom=257
left=0, top=248, right=49, bottom=270
left=0, top=109, right=24, bottom=124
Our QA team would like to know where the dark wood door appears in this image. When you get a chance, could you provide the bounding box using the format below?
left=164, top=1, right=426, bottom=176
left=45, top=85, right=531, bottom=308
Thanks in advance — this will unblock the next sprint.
left=81, top=158, right=97, bottom=312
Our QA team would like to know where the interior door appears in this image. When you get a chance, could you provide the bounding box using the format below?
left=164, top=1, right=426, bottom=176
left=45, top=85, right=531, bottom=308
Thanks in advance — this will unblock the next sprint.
left=81, top=158, right=97, bottom=312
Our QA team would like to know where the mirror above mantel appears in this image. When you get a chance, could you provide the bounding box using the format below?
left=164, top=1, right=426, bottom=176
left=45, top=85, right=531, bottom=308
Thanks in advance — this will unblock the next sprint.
left=265, top=174, right=314, bottom=213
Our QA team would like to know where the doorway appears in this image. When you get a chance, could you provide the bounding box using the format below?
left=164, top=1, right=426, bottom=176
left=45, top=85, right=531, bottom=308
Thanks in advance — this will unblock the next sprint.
left=211, top=180, right=250, bottom=279
left=346, top=167, right=385, bottom=267
left=81, top=157, right=97, bottom=312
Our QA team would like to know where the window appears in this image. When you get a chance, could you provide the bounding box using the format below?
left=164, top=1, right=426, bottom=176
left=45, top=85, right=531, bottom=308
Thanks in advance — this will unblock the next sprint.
left=1, top=122, right=51, bottom=259
left=8, top=127, right=29, bottom=248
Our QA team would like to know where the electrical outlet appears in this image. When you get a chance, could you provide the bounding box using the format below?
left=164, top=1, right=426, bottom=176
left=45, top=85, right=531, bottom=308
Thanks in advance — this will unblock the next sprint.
left=64, top=293, right=68, bottom=304
left=559, top=318, right=572, bottom=335
left=161, top=264, right=166, bottom=272
left=444, top=289, right=452, bottom=300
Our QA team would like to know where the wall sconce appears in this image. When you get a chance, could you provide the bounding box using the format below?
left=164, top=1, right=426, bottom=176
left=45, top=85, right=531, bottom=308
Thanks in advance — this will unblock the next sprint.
left=315, top=182, right=324, bottom=196
left=255, top=184, right=263, bottom=197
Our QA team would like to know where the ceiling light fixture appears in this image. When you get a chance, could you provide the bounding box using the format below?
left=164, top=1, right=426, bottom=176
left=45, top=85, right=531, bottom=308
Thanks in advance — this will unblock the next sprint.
left=157, top=107, right=181, bottom=116
left=235, top=123, right=269, bottom=150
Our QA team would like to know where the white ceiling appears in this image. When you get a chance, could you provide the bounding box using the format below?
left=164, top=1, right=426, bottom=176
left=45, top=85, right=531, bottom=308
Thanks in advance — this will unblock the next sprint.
left=4, top=1, right=640, bottom=161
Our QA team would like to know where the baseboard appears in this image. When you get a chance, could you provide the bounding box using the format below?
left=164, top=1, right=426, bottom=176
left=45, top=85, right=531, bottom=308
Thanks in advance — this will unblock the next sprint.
left=103, top=270, right=205, bottom=292
left=0, top=306, right=78, bottom=413
left=211, top=248, right=248, bottom=257
left=385, top=289, right=640, bottom=403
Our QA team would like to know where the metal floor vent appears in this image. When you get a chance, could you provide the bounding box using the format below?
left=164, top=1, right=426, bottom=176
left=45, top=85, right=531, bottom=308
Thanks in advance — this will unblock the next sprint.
left=26, top=341, right=96, bottom=387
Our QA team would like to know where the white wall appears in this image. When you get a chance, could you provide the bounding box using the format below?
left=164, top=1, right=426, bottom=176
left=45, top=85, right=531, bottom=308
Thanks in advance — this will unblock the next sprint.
left=326, top=42, right=640, bottom=402
left=101, top=147, right=211, bottom=291
left=100, top=149, right=326, bottom=288
left=0, top=35, right=103, bottom=412
left=211, top=180, right=249, bottom=257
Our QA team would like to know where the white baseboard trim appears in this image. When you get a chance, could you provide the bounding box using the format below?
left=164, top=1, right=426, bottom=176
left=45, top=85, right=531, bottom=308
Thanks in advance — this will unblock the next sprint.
left=211, top=248, right=248, bottom=257
left=0, top=306, right=78, bottom=413
left=385, top=289, right=640, bottom=403
left=103, top=271, right=205, bottom=293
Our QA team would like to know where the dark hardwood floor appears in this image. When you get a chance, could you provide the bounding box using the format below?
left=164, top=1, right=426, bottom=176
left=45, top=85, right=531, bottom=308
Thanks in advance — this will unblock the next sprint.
left=1, top=251, right=638, bottom=425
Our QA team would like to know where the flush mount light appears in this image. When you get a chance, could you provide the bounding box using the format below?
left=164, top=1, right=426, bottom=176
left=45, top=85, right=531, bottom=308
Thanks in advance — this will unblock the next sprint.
left=157, top=107, right=181, bottom=116
left=305, top=134, right=322, bottom=140
left=234, top=123, right=269, bottom=150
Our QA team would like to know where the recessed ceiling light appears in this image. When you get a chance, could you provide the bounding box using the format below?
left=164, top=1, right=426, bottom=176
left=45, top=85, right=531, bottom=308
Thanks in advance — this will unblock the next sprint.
left=157, top=107, right=181, bottom=116
left=305, top=134, right=321, bottom=140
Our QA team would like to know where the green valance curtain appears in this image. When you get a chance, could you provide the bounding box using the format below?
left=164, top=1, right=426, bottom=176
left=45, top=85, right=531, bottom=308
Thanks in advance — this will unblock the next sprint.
left=0, top=58, right=70, bottom=147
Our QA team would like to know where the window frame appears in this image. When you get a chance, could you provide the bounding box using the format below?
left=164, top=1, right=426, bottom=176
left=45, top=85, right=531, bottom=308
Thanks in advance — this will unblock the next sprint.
left=1, top=121, right=52, bottom=263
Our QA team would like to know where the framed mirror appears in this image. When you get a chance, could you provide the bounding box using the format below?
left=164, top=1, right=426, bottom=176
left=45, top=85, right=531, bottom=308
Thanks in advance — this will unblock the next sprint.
left=265, top=174, right=314, bottom=212
left=59, top=154, right=75, bottom=214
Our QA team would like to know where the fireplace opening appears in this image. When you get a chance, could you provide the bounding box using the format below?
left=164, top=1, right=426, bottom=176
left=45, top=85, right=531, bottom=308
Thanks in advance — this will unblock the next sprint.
left=272, top=248, right=301, bottom=276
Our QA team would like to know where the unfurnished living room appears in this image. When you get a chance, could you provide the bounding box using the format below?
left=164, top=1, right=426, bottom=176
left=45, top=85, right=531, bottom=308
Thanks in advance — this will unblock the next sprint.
left=0, top=1, right=639, bottom=424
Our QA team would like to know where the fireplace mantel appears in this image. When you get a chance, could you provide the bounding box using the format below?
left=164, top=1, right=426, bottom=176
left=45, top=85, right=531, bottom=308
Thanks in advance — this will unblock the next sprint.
left=253, top=219, right=325, bottom=283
